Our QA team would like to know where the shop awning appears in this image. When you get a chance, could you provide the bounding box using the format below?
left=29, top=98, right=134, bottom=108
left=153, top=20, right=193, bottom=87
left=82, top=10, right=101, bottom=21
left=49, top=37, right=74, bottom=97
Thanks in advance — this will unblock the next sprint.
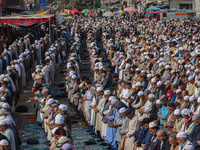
left=0, top=15, right=55, bottom=24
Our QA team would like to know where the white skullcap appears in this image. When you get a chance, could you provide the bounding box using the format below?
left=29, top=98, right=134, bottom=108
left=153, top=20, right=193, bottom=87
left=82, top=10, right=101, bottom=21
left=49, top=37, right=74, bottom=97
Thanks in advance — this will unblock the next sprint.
left=176, top=89, right=182, bottom=94
left=174, top=109, right=181, bottom=115
left=156, top=99, right=161, bottom=104
left=192, top=114, right=200, bottom=121
left=42, top=88, right=49, bottom=94
left=147, top=74, right=153, bottom=78
left=188, top=76, right=194, bottom=81
left=58, top=136, right=70, bottom=144
left=136, top=68, right=141, bottom=71
left=1, top=103, right=10, bottom=109
left=195, top=69, right=199, bottom=72
left=157, top=81, right=163, bottom=87
left=165, top=65, right=171, bottom=69
left=138, top=91, right=144, bottom=96
left=135, top=82, right=142, bottom=87
left=52, top=127, right=59, bottom=134
left=191, top=66, right=195, bottom=70
left=176, top=132, right=187, bottom=138
left=111, top=99, right=118, bottom=105
left=0, top=96, right=6, bottom=101
left=0, top=109, right=7, bottom=115
left=184, top=96, right=190, bottom=100
left=71, top=75, right=77, bottom=79
left=181, top=108, right=191, bottom=117
left=126, top=64, right=131, bottom=68
left=149, top=121, right=157, bottom=128
left=99, top=66, right=104, bottom=70
left=141, top=70, right=146, bottom=73
left=55, top=114, right=64, bottom=125
left=0, top=116, right=5, bottom=120
left=6, top=66, right=11, bottom=70
left=189, top=96, right=196, bottom=101
left=0, top=87, right=5, bottom=92
left=119, top=107, right=126, bottom=113
left=0, top=120, right=6, bottom=126
left=0, top=139, right=9, bottom=146
left=151, top=78, right=156, bottom=83
left=109, top=96, right=116, bottom=101
left=97, top=87, right=103, bottom=92
left=59, top=104, right=68, bottom=111
left=149, top=94, right=156, bottom=99
left=184, top=145, right=194, bottom=150
left=132, top=84, right=136, bottom=89
left=104, top=90, right=111, bottom=95
left=47, top=98, right=55, bottom=105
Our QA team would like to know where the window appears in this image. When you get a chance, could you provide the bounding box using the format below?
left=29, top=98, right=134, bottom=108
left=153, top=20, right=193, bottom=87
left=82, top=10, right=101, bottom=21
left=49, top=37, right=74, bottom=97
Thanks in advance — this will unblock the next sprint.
left=163, top=13, right=167, bottom=17
left=179, top=3, right=193, bottom=9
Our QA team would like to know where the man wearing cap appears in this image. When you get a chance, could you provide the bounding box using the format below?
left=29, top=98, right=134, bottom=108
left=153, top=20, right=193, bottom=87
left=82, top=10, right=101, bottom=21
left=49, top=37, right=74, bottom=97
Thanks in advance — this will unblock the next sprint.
left=94, top=90, right=110, bottom=136
left=116, top=107, right=128, bottom=150
left=163, top=102, right=176, bottom=134
left=82, top=80, right=95, bottom=124
left=133, top=117, right=146, bottom=149
left=187, top=76, right=195, bottom=96
left=119, top=82, right=132, bottom=106
left=154, top=81, right=166, bottom=99
left=0, top=119, right=16, bottom=150
left=172, top=109, right=185, bottom=134
left=0, top=139, right=10, bottom=150
left=181, top=109, right=195, bottom=136
left=180, top=96, right=191, bottom=110
left=176, top=132, right=191, bottom=150
left=139, top=94, right=156, bottom=117
left=58, top=104, right=72, bottom=140
left=105, top=98, right=118, bottom=150
left=188, top=114, right=200, bottom=149
left=173, top=89, right=182, bottom=103
left=145, top=121, right=159, bottom=150
left=124, top=109, right=138, bottom=150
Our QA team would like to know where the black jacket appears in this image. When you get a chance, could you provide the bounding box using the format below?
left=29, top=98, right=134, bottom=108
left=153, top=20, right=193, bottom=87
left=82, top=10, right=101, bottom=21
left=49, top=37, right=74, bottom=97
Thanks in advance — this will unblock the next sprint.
left=158, top=137, right=171, bottom=150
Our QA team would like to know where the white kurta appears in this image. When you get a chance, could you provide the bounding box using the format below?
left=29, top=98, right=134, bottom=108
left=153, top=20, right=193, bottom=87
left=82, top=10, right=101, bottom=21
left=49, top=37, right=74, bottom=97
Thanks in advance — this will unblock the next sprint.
left=3, top=128, right=16, bottom=150
left=90, top=96, right=97, bottom=126
left=124, top=115, right=138, bottom=150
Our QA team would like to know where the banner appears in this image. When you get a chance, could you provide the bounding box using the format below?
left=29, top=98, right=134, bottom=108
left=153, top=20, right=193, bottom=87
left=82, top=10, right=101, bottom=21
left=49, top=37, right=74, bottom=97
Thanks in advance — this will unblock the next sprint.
left=39, top=0, right=46, bottom=8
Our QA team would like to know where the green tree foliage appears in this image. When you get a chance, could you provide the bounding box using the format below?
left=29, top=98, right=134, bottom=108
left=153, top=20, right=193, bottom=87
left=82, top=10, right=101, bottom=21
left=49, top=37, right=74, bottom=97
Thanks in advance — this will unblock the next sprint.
left=59, top=0, right=101, bottom=9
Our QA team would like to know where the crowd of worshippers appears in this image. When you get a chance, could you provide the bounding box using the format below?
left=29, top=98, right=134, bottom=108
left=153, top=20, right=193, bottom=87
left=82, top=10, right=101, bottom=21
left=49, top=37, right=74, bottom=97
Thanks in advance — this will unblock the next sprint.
left=63, top=17, right=200, bottom=150
left=32, top=27, right=76, bottom=149
left=0, top=26, right=56, bottom=149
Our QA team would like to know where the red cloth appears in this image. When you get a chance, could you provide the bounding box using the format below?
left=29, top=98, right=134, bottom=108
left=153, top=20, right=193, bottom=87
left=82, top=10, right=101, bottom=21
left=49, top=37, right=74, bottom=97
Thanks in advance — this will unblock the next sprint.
left=166, top=89, right=173, bottom=98
left=181, top=83, right=187, bottom=91
left=169, top=75, right=173, bottom=82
